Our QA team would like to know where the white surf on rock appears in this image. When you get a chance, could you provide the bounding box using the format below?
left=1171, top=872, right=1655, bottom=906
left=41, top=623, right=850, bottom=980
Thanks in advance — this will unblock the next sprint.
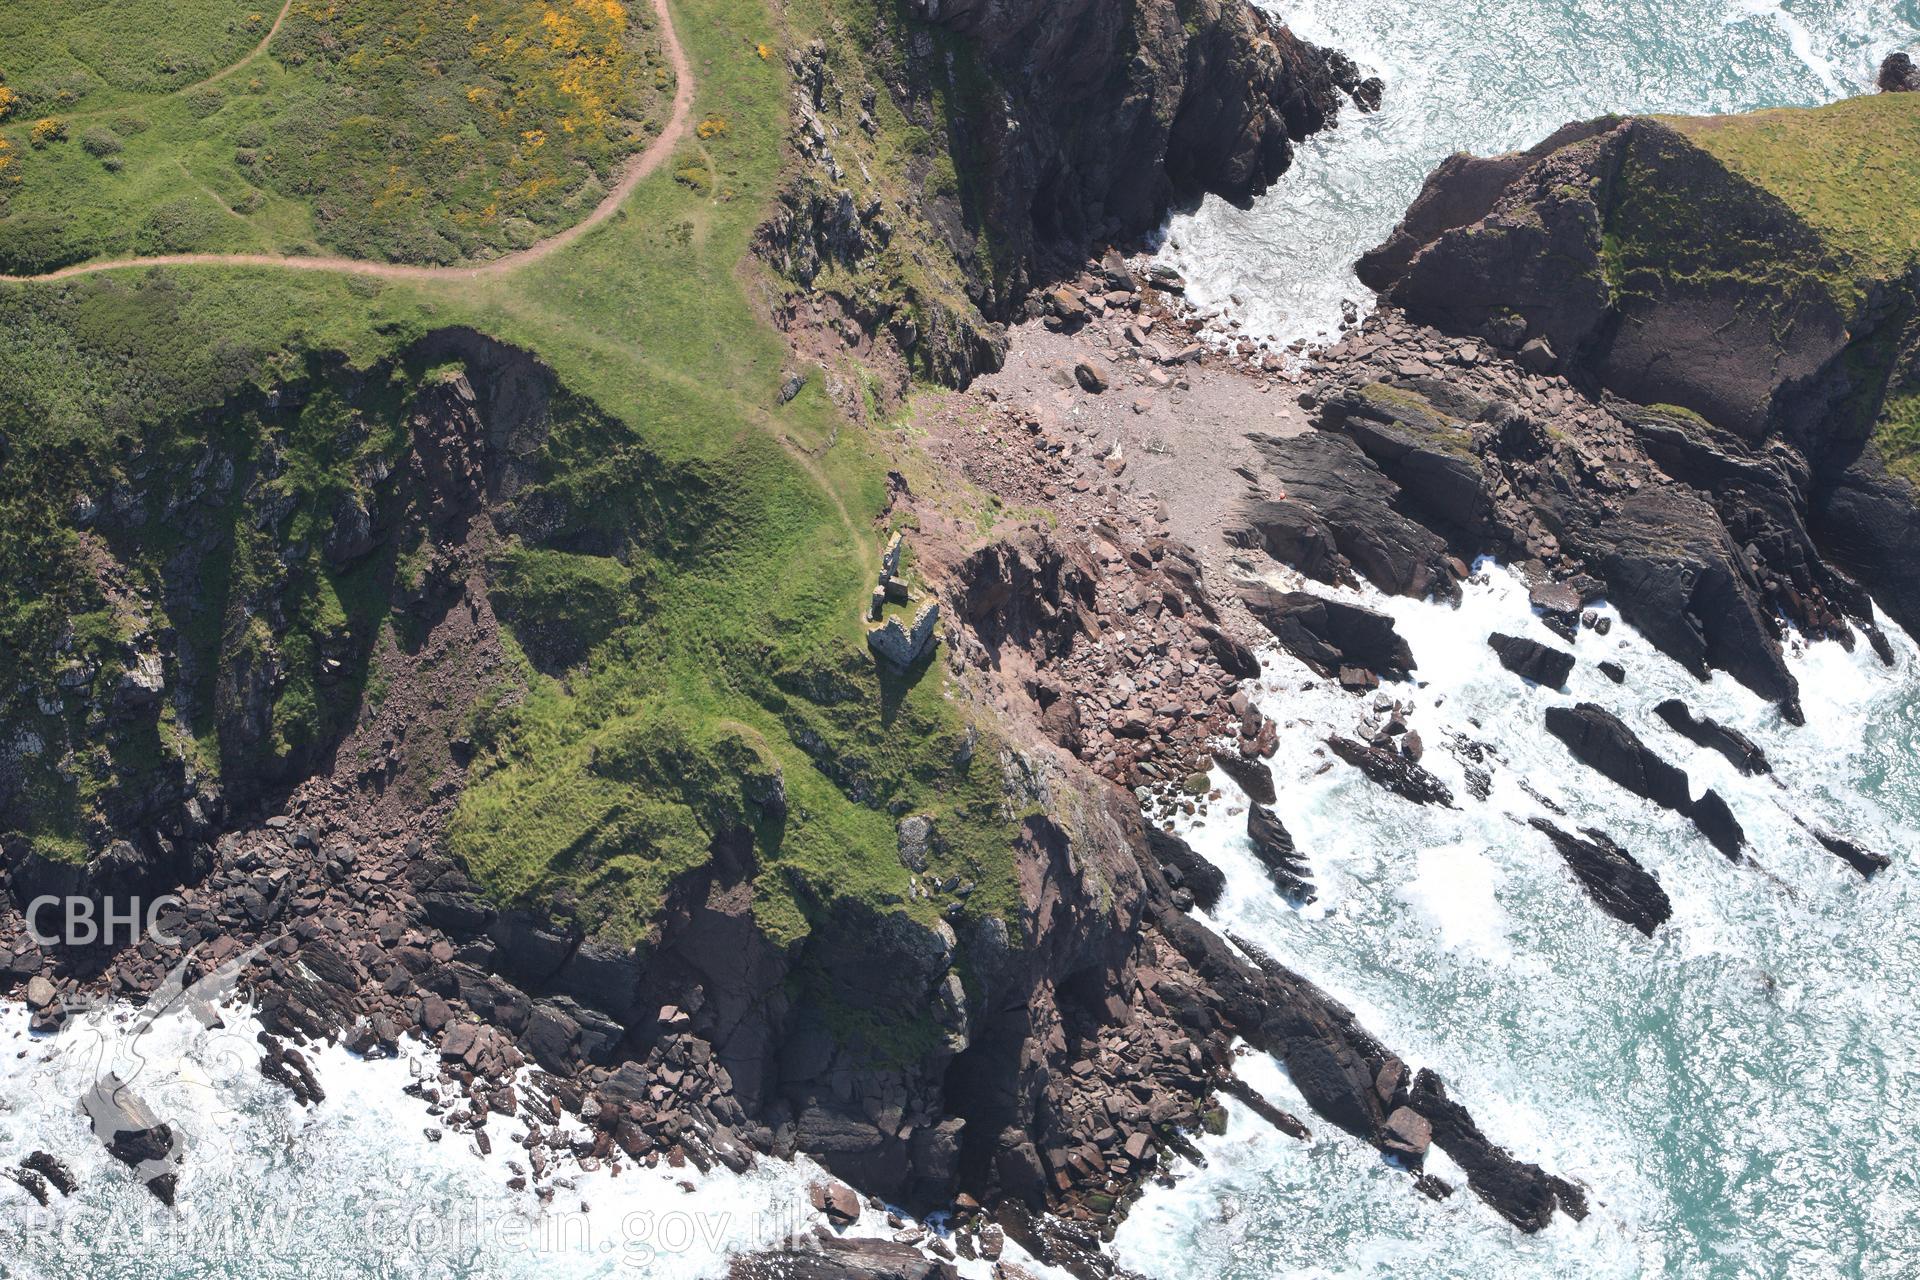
left=1114, top=562, right=1920, bottom=1277
left=0, top=1000, right=1069, bottom=1278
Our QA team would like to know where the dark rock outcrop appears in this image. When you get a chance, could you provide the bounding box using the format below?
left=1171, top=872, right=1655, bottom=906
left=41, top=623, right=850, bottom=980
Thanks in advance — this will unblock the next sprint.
left=1687, top=789, right=1747, bottom=862
left=1240, top=586, right=1417, bottom=683
left=1237, top=381, right=1813, bottom=720
left=1356, top=118, right=1621, bottom=291
left=1212, top=748, right=1277, bottom=804
left=767, top=0, right=1378, bottom=385
left=1653, top=699, right=1770, bottom=775
left=1358, top=118, right=1854, bottom=442
left=1346, top=99, right=1920, bottom=681
left=1232, top=431, right=1459, bottom=601
left=1544, top=704, right=1692, bottom=813
left=1544, top=704, right=1747, bottom=859
left=22, top=1152, right=77, bottom=1197
left=1406, top=1070, right=1588, bottom=1232
left=1247, top=803, right=1314, bottom=901
left=1810, top=828, right=1891, bottom=878
left=954, top=530, right=1100, bottom=660
left=1881, top=52, right=1920, bottom=92
left=79, top=1075, right=180, bottom=1205
left=907, top=0, right=1372, bottom=284
left=1326, top=735, right=1454, bottom=807
left=1148, top=826, right=1225, bottom=912
left=1488, top=632, right=1574, bottom=688
left=1527, top=818, right=1671, bottom=935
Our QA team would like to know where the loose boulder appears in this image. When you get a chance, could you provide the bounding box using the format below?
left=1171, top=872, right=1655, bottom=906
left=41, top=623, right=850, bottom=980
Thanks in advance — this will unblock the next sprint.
left=1382, top=1106, right=1434, bottom=1164
left=1487, top=632, right=1574, bottom=688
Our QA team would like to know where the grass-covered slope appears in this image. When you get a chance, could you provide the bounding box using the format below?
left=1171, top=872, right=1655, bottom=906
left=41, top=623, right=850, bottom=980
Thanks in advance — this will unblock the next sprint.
left=1669, top=91, right=1920, bottom=284
left=0, top=0, right=672, bottom=270
left=0, top=0, right=272, bottom=106
left=0, top=0, right=1017, bottom=961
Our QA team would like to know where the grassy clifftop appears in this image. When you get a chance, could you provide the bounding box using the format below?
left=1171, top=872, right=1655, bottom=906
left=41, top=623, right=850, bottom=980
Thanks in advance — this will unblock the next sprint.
left=1670, top=91, right=1920, bottom=284
left=0, top=0, right=672, bottom=269
left=0, top=0, right=1018, bottom=964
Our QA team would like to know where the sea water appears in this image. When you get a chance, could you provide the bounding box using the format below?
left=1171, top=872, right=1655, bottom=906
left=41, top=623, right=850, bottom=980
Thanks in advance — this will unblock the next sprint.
left=1130, top=7, right=1920, bottom=1270
left=0, top=998, right=1071, bottom=1278
left=1158, top=0, right=1920, bottom=350
left=1112, top=564, right=1920, bottom=1278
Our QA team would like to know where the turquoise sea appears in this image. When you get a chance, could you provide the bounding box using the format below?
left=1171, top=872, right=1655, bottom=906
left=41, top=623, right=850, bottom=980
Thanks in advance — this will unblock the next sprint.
left=1113, top=566, right=1920, bottom=1279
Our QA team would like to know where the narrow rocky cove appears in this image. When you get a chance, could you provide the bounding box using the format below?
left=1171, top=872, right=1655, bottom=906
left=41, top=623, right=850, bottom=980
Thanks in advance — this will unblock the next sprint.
left=3, top=2, right=1919, bottom=1278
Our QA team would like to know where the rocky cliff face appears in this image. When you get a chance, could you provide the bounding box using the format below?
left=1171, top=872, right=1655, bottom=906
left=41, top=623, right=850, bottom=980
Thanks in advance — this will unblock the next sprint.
left=906, top=0, right=1373, bottom=280
left=1316, top=91, right=1920, bottom=712
left=0, top=328, right=554, bottom=905
left=760, top=0, right=1376, bottom=387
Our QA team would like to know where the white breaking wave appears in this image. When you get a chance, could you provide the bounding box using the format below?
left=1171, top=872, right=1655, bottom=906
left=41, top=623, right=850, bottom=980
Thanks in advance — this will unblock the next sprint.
left=1732, top=0, right=1844, bottom=95
left=0, top=1000, right=1071, bottom=1279
left=1113, top=562, right=1920, bottom=1278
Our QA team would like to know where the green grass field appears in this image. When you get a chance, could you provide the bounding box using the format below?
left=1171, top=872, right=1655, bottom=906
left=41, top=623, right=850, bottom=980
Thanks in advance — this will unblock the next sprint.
left=0, top=0, right=673, bottom=270
left=1672, top=91, right=1920, bottom=284
left=0, top=0, right=1017, bottom=960
left=0, top=0, right=271, bottom=108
